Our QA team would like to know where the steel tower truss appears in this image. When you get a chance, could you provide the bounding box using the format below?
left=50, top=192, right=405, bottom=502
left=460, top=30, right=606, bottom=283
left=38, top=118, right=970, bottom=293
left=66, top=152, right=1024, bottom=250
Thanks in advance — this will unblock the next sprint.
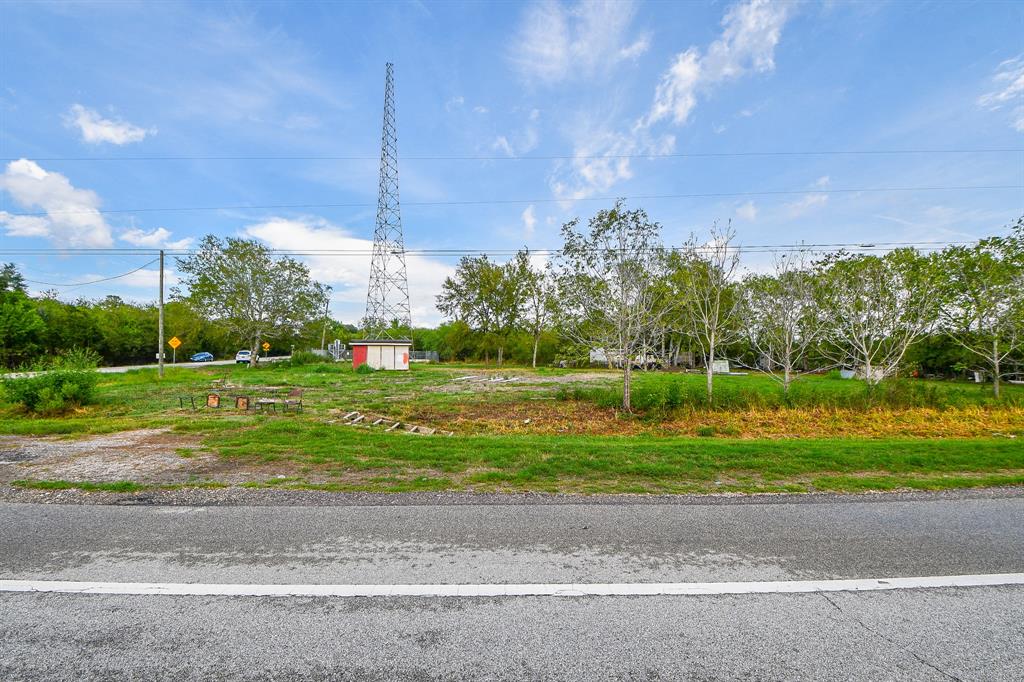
left=363, top=62, right=412, bottom=338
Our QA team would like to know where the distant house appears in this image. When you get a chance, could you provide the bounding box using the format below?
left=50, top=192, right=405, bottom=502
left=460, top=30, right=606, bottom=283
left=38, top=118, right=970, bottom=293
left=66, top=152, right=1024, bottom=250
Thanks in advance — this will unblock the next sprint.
left=588, top=348, right=662, bottom=369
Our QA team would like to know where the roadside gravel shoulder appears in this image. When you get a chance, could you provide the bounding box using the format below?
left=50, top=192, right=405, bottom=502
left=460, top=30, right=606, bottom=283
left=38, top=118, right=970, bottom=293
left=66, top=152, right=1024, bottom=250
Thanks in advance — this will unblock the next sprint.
left=1, top=483, right=1021, bottom=507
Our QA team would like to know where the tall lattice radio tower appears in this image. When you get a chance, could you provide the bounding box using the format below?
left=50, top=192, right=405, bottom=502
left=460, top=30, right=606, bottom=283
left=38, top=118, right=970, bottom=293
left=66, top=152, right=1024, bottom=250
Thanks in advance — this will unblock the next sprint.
left=363, top=62, right=411, bottom=338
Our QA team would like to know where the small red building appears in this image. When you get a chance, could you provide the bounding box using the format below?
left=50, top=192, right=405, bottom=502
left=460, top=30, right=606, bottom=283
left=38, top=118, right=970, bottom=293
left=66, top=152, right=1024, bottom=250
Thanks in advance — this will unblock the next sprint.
left=350, top=339, right=411, bottom=371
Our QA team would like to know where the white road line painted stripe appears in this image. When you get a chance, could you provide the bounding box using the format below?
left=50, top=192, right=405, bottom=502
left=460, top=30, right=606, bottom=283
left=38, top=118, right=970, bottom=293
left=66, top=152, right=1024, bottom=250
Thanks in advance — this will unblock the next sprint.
left=1, top=574, right=1023, bottom=598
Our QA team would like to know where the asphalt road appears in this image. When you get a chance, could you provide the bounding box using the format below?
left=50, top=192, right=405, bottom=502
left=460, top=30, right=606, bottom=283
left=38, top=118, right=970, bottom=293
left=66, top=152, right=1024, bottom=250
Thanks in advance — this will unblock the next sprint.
left=1, top=355, right=290, bottom=378
left=1, top=492, right=1022, bottom=680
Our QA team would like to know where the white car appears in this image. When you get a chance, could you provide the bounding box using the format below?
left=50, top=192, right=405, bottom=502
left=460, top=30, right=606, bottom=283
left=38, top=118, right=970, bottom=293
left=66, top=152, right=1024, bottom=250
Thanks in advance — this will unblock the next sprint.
left=235, top=350, right=253, bottom=364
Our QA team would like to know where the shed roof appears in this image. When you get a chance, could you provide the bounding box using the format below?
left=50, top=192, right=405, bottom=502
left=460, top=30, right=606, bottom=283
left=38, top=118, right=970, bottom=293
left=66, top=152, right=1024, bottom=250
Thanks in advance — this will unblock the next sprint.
left=349, top=339, right=413, bottom=346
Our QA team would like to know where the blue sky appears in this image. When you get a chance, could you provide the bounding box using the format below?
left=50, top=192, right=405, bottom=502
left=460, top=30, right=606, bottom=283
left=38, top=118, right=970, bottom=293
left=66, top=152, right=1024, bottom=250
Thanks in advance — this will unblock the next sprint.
left=1, top=0, right=1022, bottom=325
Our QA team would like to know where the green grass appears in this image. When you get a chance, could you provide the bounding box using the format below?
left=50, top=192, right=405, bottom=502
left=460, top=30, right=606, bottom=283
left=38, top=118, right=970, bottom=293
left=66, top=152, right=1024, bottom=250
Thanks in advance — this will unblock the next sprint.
left=12, top=479, right=146, bottom=493
left=2, top=362, right=1023, bottom=495
left=559, top=370, right=1024, bottom=412
left=196, top=418, right=1024, bottom=493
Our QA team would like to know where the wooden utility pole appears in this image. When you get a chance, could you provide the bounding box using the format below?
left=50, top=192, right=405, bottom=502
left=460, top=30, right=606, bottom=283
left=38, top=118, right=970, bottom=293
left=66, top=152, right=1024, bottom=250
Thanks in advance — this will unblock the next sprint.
left=321, top=296, right=330, bottom=350
left=158, top=250, right=165, bottom=378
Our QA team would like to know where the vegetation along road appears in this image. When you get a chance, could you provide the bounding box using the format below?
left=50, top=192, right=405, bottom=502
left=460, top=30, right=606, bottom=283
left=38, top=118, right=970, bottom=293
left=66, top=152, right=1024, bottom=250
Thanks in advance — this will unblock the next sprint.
left=2, top=359, right=1022, bottom=496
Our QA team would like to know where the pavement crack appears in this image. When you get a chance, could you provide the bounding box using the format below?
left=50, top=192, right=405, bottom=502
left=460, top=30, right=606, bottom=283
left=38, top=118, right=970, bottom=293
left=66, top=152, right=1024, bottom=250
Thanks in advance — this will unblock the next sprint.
left=820, top=593, right=964, bottom=682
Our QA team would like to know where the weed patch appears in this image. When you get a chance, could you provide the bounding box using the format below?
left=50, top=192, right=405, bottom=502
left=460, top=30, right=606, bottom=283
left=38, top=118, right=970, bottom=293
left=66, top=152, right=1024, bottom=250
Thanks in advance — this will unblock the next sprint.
left=12, top=479, right=146, bottom=493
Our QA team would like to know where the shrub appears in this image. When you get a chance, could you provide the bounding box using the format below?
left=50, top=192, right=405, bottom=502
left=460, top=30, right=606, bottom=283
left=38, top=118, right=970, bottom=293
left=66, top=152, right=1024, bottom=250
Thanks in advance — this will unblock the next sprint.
left=310, top=364, right=345, bottom=374
left=355, top=363, right=376, bottom=375
left=288, top=350, right=334, bottom=367
left=553, top=371, right=1022, bottom=416
left=1, top=348, right=100, bottom=414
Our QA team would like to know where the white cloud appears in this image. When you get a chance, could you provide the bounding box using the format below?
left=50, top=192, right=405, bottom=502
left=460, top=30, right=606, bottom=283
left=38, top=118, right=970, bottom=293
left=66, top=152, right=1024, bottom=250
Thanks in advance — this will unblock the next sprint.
left=644, top=49, right=702, bottom=126
left=473, top=106, right=489, bottom=114
left=618, top=35, right=650, bottom=61
left=736, top=201, right=757, bottom=221
left=978, top=56, right=1024, bottom=132
left=783, top=176, right=831, bottom=217
left=64, top=104, right=154, bottom=145
left=120, top=227, right=194, bottom=250
left=552, top=1, right=791, bottom=202
left=158, top=15, right=347, bottom=128
left=639, top=0, right=791, bottom=128
left=445, top=95, right=465, bottom=112
left=492, top=136, right=516, bottom=157
left=492, top=109, right=541, bottom=158
left=243, top=216, right=454, bottom=325
left=521, top=205, right=537, bottom=238
left=550, top=126, right=674, bottom=201
left=510, top=0, right=648, bottom=84
left=785, top=193, right=829, bottom=217
left=0, top=159, right=113, bottom=247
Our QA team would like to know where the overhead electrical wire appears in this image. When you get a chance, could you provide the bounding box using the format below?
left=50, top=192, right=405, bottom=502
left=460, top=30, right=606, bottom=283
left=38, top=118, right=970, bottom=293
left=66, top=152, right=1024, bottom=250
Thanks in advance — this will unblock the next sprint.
left=6, top=147, right=1023, bottom=162
left=0, top=240, right=984, bottom=259
left=4, top=184, right=1022, bottom=217
left=22, top=258, right=159, bottom=288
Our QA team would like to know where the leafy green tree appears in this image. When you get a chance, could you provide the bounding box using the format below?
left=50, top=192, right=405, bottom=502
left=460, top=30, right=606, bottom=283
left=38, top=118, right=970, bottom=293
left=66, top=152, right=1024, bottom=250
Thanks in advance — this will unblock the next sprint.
left=35, top=298, right=101, bottom=360
left=816, top=249, right=940, bottom=385
left=0, top=294, right=45, bottom=368
left=437, top=320, right=476, bottom=361
left=677, top=223, right=743, bottom=402
left=517, top=250, right=556, bottom=368
left=739, top=251, right=829, bottom=394
left=553, top=201, right=671, bottom=410
left=92, top=296, right=157, bottom=364
left=0, top=263, right=44, bottom=367
left=436, top=254, right=526, bottom=366
left=937, top=225, right=1024, bottom=398
left=0, top=263, right=27, bottom=294
left=174, top=236, right=329, bottom=365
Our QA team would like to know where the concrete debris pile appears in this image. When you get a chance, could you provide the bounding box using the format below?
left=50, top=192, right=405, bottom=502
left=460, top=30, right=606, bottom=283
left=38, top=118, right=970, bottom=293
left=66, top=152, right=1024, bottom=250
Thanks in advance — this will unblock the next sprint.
left=337, top=411, right=453, bottom=437
left=451, top=375, right=520, bottom=384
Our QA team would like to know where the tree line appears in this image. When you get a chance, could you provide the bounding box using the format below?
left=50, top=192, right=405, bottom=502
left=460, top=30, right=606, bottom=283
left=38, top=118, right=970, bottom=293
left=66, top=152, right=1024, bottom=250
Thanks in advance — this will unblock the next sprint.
left=3, top=207, right=1022, bottom=410
left=437, top=203, right=1024, bottom=409
left=0, top=240, right=350, bottom=369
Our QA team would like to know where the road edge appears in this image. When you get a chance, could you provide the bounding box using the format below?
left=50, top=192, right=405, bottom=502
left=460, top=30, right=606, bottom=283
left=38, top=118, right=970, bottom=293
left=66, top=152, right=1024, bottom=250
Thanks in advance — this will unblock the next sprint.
left=1, top=483, right=1022, bottom=507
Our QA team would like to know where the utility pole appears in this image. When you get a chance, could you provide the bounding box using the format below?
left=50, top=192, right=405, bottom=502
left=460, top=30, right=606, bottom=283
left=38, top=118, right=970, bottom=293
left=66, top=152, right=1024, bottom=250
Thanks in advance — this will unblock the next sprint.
left=158, top=249, right=165, bottom=378
left=321, top=286, right=332, bottom=351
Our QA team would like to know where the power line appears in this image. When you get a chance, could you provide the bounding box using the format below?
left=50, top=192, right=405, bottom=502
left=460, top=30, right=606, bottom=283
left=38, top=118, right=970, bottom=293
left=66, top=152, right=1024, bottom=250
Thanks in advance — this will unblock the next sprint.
left=0, top=240, right=982, bottom=258
left=6, top=148, right=1023, bottom=162
left=22, top=258, right=159, bottom=288
left=5, top=184, right=1022, bottom=217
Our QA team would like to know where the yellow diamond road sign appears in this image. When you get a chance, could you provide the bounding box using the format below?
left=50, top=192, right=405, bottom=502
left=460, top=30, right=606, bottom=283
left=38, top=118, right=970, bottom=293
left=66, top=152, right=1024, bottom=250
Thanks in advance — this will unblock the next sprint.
left=262, top=342, right=271, bottom=351
left=168, top=337, right=181, bottom=349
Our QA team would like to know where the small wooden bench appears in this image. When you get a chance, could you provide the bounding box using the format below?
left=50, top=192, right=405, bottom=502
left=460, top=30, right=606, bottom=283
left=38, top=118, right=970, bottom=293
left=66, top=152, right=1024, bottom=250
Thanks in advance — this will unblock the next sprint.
left=255, top=397, right=278, bottom=413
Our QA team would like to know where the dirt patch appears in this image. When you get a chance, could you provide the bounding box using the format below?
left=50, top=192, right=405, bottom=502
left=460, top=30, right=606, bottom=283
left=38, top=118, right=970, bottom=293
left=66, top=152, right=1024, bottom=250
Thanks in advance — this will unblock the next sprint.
left=0, top=428, right=455, bottom=487
left=0, top=430, right=218, bottom=484
left=424, top=371, right=615, bottom=394
left=404, top=400, right=644, bottom=435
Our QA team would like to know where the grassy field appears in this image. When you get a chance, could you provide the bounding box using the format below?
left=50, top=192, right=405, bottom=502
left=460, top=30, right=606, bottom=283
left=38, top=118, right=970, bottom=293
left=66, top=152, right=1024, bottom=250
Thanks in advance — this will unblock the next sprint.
left=2, top=361, right=1023, bottom=495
